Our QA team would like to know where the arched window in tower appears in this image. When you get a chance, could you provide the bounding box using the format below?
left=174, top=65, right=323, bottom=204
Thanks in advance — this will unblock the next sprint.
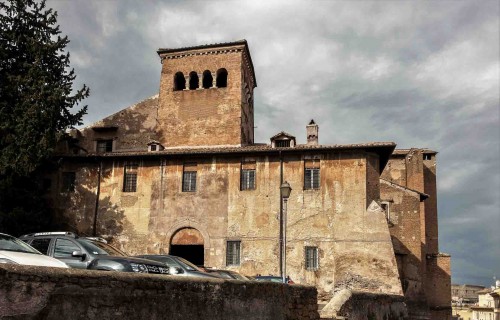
left=216, top=68, right=228, bottom=88
left=189, top=71, right=199, bottom=90
left=173, top=72, right=186, bottom=91
left=202, top=70, right=213, bottom=89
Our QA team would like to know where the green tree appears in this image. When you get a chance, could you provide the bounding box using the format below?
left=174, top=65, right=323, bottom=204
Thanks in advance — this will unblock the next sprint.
left=0, top=0, right=88, bottom=176
left=0, top=0, right=88, bottom=234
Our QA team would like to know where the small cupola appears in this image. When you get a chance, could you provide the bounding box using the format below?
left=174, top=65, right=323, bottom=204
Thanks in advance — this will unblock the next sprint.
left=147, top=140, right=164, bottom=152
left=306, top=119, right=319, bottom=145
left=270, top=131, right=296, bottom=148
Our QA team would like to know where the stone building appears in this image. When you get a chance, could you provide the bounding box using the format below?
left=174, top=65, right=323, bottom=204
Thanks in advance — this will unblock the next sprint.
left=48, top=40, right=451, bottom=319
left=452, top=284, right=486, bottom=306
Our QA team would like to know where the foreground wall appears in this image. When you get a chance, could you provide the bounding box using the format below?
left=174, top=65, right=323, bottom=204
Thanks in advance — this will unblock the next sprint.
left=0, top=265, right=319, bottom=320
left=320, top=289, right=408, bottom=320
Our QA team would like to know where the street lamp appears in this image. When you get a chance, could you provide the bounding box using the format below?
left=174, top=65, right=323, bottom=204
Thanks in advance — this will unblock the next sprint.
left=280, top=181, right=292, bottom=283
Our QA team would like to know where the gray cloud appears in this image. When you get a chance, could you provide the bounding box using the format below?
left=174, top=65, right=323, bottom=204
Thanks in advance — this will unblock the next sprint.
left=47, top=0, right=500, bottom=287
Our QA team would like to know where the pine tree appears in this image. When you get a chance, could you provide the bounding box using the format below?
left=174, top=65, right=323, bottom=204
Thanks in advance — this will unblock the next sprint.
left=0, top=0, right=88, bottom=234
left=0, top=0, right=89, bottom=176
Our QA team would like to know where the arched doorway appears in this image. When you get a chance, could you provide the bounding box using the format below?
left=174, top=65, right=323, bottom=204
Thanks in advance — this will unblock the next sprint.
left=170, top=227, right=204, bottom=266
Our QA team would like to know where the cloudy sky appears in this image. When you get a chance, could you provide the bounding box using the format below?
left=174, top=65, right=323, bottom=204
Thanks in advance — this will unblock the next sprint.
left=46, top=0, right=499, bottom=287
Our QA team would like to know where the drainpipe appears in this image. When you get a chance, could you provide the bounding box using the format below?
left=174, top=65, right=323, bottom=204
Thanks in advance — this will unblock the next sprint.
left=92, top=160, right=102, bottom=236
left=279, top=150, right=283, bottom=277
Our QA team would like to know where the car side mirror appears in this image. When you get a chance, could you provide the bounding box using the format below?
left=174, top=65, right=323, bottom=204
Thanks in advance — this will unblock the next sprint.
left=72, top=250, right=86, bottom=261
left=169, top=266, right=183, bottom=275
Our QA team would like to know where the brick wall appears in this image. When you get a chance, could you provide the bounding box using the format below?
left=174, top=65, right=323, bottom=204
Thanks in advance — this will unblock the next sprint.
left=426, top=254, right=452, bottom=319
left=0, top=264, right=319, bottom=320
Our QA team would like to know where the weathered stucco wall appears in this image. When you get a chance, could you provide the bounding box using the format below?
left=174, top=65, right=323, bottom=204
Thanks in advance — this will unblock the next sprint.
left=0, top=264, right=319, bottom=320
left=51, top=149, right=402, bottom=302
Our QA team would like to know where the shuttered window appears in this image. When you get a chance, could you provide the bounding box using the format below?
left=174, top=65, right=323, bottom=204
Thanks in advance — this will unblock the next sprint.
left=305, top=246, right=319, bottom=270
left=182, top=163, right=197, bottom=192
left=226, top=241, right=241, bottom=266
left=123, top=164, right=138, bottom=192
left=304, top=160, right=320, bottom=190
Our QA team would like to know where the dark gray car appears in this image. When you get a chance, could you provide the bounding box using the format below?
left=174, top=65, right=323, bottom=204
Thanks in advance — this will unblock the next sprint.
left=20, top=232, right=169, bottom=275
left=136, top=254, right=220, bottom=279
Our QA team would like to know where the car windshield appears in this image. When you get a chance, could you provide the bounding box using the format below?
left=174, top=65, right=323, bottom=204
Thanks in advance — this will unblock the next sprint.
left=175, top=257, right=201, bottom=271
left=0, top=234, right=41, bottom=254
left=77, top=239, right=127, bottom=256
left=229, top=272, right=248, bottom=280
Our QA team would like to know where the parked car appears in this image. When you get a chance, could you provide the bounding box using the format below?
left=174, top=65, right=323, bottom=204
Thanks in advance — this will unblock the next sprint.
left=0, top=233, right=68, bottom=268
left=135, top=254, right=220, bottom=279
left=206, top=269, right=250, bottom=280
left=254, top=275, right=295, bottom=284
left=20, top=232, right=169, bottom=275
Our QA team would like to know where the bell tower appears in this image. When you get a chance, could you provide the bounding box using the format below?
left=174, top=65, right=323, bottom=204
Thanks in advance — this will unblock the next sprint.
left=156, top=40, right=257, bottom=148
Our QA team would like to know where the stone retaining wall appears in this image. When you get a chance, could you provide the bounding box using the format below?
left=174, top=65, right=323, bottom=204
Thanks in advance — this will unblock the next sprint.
left=0, top=265, right=319, bottom=320
left=320, top=289, right=408, bottom=320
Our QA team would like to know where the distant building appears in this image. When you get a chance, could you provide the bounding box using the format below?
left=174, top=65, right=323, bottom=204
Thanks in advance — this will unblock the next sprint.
left=452, top=284, right=486, bottom=320
left=452, top=284, right=486, bottom=306
left=47, top=40, right=451, bottom=319
left=470, top=284, right=500, bottom=320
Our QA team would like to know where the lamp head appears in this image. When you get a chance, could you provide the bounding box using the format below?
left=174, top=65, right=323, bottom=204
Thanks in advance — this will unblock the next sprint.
left=280, top=181, right=292, bottom=198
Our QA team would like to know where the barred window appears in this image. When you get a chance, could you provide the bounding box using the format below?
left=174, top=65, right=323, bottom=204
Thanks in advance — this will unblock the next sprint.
left=96, top=139, right=113, bottom=153
left=226, top=241, right=241, bottom=266
left=304, top=160, right=320, bottom=190
left=241, top=160, right=256, bottom=190
left=241, top=169, right=256, bottom=190
left=61, top=172, right=76, bottom=192
left=123, top=164, right=138, bottom=192
left=305, top=246, right=318, bottom=270
left=182, top=163, right=197, bottom=192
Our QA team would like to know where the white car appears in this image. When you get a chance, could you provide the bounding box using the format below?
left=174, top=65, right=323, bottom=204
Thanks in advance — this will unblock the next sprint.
left=0, top=233, right=68, bottom=268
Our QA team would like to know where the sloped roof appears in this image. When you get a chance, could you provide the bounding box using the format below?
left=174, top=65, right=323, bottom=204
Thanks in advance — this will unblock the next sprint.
left=270, top=131, right=296, bottom=140
left=392, top=148, right=437, bottom=156
left=82, top=94, right=159, bottom=130
left=60, top=141, right=396, bottom=172
left=380, top=178, right=429, bottom=201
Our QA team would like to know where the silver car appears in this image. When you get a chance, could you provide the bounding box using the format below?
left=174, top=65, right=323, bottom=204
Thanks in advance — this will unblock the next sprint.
left=0, top=233, right=68, bottom=268
left=135, top=255, right=220, bottom=279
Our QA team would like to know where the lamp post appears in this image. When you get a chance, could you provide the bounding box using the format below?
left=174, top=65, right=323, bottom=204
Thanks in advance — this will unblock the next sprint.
left=280, top=181, right=292, bottom=283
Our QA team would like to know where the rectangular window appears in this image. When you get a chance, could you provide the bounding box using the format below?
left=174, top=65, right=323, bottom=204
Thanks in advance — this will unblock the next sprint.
left=123, top=164, right=138, bottom=192
left=381, top=202, right=390, bottom=222
left=305, top=246, right=318, bottom=270
left=54, top=238, right=80, bottom=258
left=96, top=139, right=113, bottom=153
left=226, top=241, right=241, bottom=266
left=182, top=163, right=197, bottom=192
left=304, top=160, right=320, bottom=190
left=30, top=238, right=51, bottom=255
left=276, top=140, right=291, bottom=148
left=241, top=160, right=256, bottom=190
left=241, top=169, right=256, bottom=190
left=61, top=172, right=76, bottom=192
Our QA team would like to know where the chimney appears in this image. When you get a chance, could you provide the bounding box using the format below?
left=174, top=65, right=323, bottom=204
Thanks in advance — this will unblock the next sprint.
left=306, top=119, right=318, bottom=145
